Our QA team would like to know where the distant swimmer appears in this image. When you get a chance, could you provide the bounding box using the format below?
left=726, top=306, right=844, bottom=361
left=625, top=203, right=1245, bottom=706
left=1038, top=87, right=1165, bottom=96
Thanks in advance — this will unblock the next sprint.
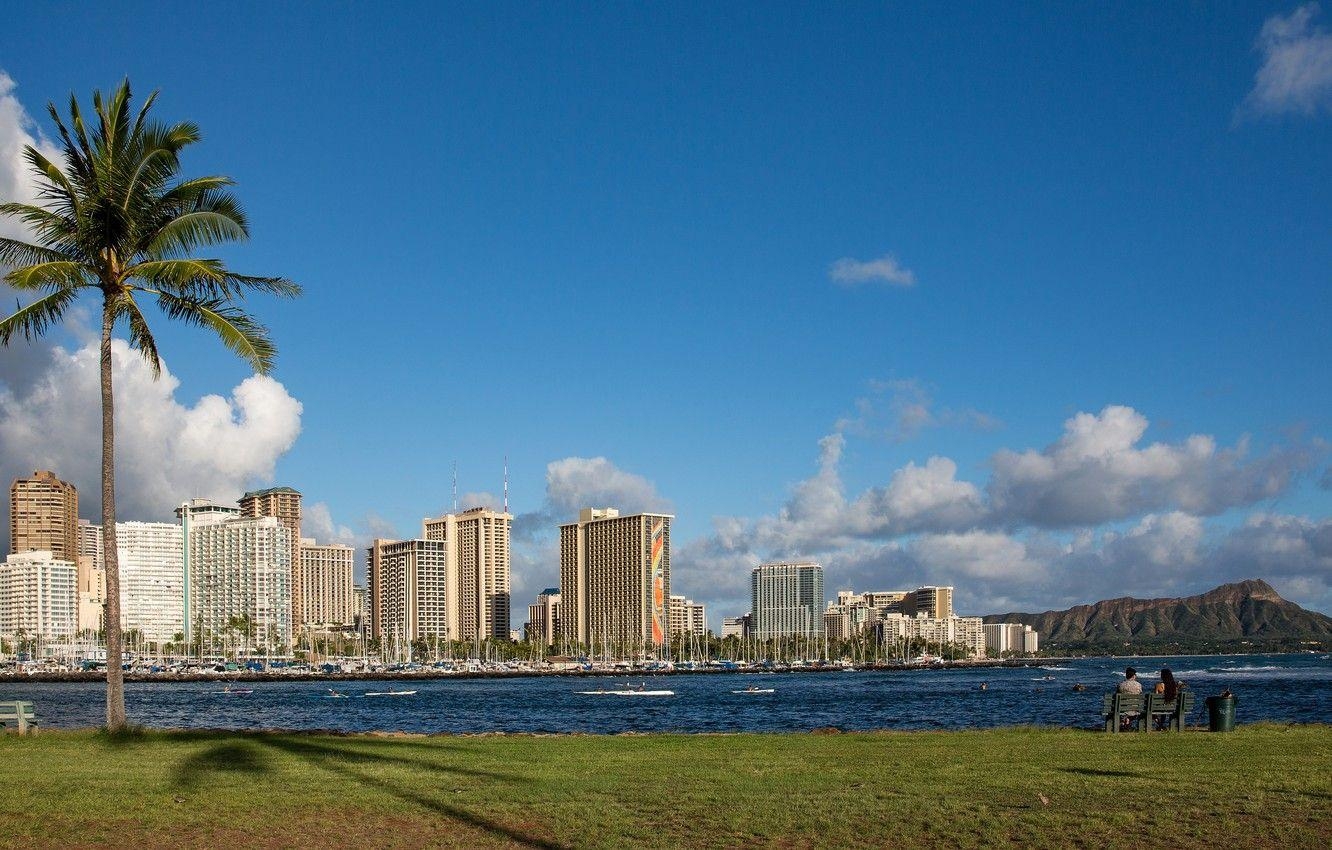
left=979, top=682, right=988, bottom=691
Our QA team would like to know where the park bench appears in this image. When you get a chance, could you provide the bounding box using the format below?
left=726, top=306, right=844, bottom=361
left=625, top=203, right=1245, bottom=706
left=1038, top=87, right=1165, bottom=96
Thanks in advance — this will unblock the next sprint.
left=1102, top=692, right=1145, bottom=732
left=0, top=700, right=39, bottom=734
left=1144, top=691, right=1196, bottom=732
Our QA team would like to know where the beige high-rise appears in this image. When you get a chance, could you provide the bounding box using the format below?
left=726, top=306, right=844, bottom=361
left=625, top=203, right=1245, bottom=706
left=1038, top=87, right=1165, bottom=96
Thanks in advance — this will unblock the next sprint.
left=422, top=508, right=512, bottom=641
left=240, top=487, right=302, bottom=633
left=558, top=508, right=672, bottom=650
left=10, top=470, right=78, bottom=561
left=76, top=519, right=105, bottom=634
left=298, top=538, right=356, bottom=629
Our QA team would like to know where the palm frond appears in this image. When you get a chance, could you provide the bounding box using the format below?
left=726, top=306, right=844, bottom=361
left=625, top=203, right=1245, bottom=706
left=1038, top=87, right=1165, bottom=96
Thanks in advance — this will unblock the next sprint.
left=0, top=288, right=80, bottom=345
left=224, top=272, right=302, bottom=299
left=118, top=293, right=163, bottom=378
left=4, top=260, right=92, bottom=291
left=0, top=237, right=79, bottom=270
left=152, top=291, right=278, bottom=374
left=143, top=209, right=248, bottom=257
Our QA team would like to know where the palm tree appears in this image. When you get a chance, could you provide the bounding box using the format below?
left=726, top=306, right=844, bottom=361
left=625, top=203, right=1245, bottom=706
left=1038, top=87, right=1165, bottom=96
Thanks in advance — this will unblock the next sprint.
left=0, top=80, right=298, bottom=730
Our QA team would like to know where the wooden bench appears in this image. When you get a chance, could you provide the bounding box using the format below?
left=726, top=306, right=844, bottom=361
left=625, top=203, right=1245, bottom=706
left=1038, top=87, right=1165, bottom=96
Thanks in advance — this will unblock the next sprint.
left=1102, top=692, right=1145, bottom=733
left=0, top=700, right=39, bottom=734
left=1145, top=691, right=1196, bottom=732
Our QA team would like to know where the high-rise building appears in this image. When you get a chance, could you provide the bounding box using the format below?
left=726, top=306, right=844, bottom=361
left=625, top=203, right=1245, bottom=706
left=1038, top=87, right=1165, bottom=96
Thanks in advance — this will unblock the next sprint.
left=983, top=622, right=1039, bottom=656
left=367, top=539, right=449, bottom=649
left=239, top=487, right=302, bottom=633
left=176, top=499, right=241, bottom=643
left=751, top=562, right=825, bottom=640
left=115, top=521, right=185, bottom=644
left=669, top=594, right=706, bottom=639
left=877, top=613, right=987, bottom=659
left=75, top=520, right=105, bottom=634
left=0, top=551, right=78, bottom=641
left=721, top=615, right=750, bottom=639
left=352, top=585, right=369, bottom=638
left=298, top=538, right=356, bottom=629
left=558, top=508, right=672, bottom=650
left=908, top=585, right=954, bottom=620
left=422, top=508, right=512, bottom=641
left=187, top=514, right=292, bottom=653
left=526, top=588, right=560, bottom=646
left=10, top=470, right=78, bottom=561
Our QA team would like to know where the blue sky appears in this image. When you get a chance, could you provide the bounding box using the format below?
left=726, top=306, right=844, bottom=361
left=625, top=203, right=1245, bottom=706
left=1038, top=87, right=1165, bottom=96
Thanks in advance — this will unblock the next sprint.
left=2, top=2, right=1331, bottom=623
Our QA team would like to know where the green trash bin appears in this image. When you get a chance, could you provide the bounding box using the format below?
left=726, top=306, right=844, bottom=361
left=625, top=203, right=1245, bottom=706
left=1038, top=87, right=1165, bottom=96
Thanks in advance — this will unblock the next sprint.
left=1205, top=695, right=1237, bottom=732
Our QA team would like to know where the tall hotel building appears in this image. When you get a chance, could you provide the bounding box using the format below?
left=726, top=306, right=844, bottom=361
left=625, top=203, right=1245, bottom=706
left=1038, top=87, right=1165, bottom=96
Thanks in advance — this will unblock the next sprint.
left=0, top=550, right=78, bottom=641
left=10, top=470, right=79, bottom=561
left=298, top=538, right=356, bottom=629
left=367, top=539, right=449, bottom=646
left=751, top=562, right=825, bottom=640
left=669, top=595, right=706, bottom=638
left=558, top=508, right=673, bottom=649
left=181, top=500, right=292, bottom=651
left=422, top=508, right=512, bottom=641
left=239, top=487, right=302, bottom=633
left=76, top=519, right=106, bottom=634
left=115, top=521, right=185, bottom=643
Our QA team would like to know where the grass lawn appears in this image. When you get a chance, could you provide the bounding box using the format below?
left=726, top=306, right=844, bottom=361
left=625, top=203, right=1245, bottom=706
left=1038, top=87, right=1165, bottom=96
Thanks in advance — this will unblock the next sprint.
left=1, top=725, right=1329, bottom=849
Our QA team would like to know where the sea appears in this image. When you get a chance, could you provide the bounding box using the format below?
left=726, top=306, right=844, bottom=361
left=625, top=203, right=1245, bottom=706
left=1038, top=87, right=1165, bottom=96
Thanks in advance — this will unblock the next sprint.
left=4, top=653, right=1329, bottom=733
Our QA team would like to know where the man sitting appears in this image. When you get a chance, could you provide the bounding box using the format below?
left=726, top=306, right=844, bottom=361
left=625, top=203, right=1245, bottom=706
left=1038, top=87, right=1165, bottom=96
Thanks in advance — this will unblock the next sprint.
left=1116, top=666, right=1143, bottom=730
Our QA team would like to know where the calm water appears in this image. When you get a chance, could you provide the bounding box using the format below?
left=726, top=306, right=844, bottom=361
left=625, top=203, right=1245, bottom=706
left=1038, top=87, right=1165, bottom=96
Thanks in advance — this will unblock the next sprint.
left=4, top=654, right=1329, bottom=733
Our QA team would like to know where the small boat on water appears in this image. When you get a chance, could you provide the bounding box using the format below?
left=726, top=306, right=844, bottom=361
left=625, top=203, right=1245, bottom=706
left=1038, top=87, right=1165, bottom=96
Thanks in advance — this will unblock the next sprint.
left=364, top=689, right=417, bottom=697
left=216, top=684, right=253, bottom=696
left=325, top=689, right=350, bottom=699
left=731, top=687, right=775, bottom=694
left=580, top=682, right=674, bottom=697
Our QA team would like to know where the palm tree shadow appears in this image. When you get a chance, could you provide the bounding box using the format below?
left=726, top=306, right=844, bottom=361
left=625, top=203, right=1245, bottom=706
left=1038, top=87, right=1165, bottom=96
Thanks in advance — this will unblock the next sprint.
left=253, top=735, right=565, bottom=850
left=172, top=740, right=273, bottom=790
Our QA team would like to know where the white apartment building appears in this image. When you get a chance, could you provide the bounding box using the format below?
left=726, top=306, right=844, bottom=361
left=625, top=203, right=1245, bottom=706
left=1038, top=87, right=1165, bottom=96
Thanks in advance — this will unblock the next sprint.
left=186, top=514, right=293, bottom=652
left=0, top=551, right=78, bottom=640
left=878, top=613, right=987, bottom=659
left=115, top=521, right=186, bottom=643
left=422, top=508, right=512, bottom=641
left=984, top=622, right=1040, bottom=655
left=721, top=615, right=750, bottom=639
left=751, top=562, right=824, bottom=640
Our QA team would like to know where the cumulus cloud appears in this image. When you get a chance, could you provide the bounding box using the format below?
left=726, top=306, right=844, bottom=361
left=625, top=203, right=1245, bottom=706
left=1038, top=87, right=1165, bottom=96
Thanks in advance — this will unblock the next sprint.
left=1238, top=3, right=1332, bottom=119
left=835, top=378, right=1001, bottom=443
left=508, top=456, right=672, bottom=617
left=0, top=69, right=61, bottom=241
left=674, top=403, right=1326, bottom=620
left=987, top=406, right=1317, bottom=527
left=0, top=339, right=303, bottom=541
left=829, top=253, right=917, bottom=287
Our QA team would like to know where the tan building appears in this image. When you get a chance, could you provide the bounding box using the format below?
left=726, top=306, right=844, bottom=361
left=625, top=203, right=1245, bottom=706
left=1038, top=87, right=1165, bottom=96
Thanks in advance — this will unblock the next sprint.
left=10, top=470, right=79, bottom=562
left=908, top=585, right=953, bottom=620
left=298, top=538, right=356, bottom=630
left=527, top=588, right=560, bottom=646
left=75, top=519, right=105, bottom=634
left=367, top=538, right=449, bottom=650
left=240, top=487, right=302, bottom=633
left=422, top=508, right=512, bottom=641
left=558, top=508, right=672, bottom=650
left=669, top=594, right=706, bottom=639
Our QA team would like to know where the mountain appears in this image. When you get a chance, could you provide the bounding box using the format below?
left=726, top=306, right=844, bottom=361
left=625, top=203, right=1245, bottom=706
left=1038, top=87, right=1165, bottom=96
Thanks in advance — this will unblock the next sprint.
left=983, top=579, right=1332, bottom=652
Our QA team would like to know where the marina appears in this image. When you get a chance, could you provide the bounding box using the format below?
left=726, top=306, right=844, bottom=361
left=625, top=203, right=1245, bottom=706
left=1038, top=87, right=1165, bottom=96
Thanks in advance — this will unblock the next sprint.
left=3, top=653, right=1327, bottom=734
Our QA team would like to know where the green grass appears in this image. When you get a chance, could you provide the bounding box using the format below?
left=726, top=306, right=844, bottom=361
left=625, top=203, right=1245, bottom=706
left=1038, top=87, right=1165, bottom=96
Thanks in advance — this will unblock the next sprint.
left=1, top=725, right=1329, bottom=848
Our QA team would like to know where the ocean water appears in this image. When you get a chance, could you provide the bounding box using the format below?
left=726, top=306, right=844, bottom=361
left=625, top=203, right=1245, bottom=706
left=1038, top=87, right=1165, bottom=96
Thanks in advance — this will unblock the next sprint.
left=3, top=653, right=1328, bottom=733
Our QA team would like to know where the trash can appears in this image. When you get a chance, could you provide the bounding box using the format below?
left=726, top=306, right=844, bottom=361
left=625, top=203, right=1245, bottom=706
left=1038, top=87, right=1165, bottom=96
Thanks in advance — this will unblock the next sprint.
left=1205, top=695, right=1237, bottom=732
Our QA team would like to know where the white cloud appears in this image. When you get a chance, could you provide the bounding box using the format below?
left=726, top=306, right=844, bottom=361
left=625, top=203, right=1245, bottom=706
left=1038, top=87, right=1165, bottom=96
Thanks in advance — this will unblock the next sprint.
left=0, top=339, right=303, bottom=536
left=829, top=254, right=917, bottom=287
left=987, top=405, right=1317, bottom=527
left=835, top=378, right=1001, bottom=443
left=0, top=69, right=61, bottom=242
left=1239, top=3, right=1332, bottom=119
left=674, top=402, right=1325, bottom=620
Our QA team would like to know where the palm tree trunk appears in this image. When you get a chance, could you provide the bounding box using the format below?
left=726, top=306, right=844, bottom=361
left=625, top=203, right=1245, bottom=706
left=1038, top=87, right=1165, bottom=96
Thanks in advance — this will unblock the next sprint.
left=100, top=301, right=127, bottom=731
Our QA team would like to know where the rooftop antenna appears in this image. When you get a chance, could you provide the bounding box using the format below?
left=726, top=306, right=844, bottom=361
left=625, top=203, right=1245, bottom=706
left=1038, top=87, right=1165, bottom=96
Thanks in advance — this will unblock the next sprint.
left=452, top=461, right=458, bottom=513
left=503, top=455, right=509, bottom=514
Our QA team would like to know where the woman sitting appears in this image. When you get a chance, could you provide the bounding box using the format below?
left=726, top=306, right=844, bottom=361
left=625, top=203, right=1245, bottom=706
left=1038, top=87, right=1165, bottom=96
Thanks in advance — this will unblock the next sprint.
left=1154, top=668, right=1184, bottom=730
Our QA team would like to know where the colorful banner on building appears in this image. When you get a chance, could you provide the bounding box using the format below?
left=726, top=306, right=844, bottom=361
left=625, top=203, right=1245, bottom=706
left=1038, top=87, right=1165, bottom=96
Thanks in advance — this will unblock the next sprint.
left=650, top=518, right=665, bottom=645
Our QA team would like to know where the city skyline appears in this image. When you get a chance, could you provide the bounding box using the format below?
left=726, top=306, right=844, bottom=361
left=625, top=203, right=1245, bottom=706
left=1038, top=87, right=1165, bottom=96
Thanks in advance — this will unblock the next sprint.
left=2, top=4, right=1332, bottom=626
